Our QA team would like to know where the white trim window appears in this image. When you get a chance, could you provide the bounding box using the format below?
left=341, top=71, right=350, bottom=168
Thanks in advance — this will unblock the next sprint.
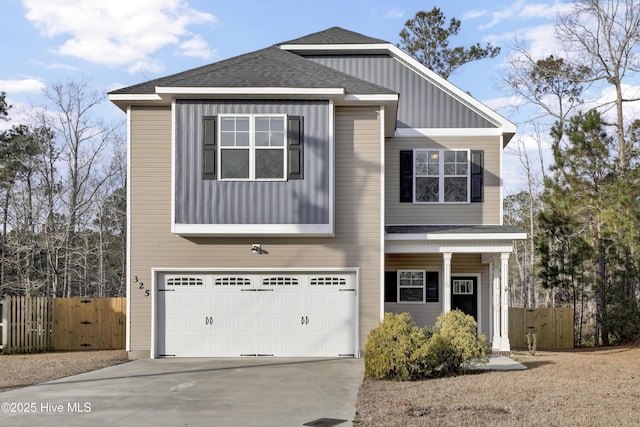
left=397, top=270, right=425, bottom=303
left=219, top=114, right=287, bottom=180
left=414, top=149, right=470, bottom=203
left=453, top=279, right=474, bottom=295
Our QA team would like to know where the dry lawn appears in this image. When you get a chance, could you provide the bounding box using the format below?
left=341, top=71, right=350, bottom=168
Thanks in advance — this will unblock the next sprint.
left=0, top=350, right=128, bottom=392
left=354, top=346, right=640, bottom=426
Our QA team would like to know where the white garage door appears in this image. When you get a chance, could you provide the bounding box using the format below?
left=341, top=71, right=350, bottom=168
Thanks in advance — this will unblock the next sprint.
left=155, top=271, right=357, bottom=357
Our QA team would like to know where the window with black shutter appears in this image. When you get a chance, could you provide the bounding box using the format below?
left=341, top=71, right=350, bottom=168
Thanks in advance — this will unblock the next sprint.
left=400, top=149, right=484, bottom=204
left=287, top=116, right=303, bottom=180
left=385, top=270, right=439, bottom=303
left=202, top=114, right=304, bottom=181
left=202, top=116, right=217, bottom=180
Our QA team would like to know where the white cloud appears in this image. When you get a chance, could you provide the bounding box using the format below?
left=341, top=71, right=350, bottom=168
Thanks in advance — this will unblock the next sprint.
left=383, top=8, right=404, bottom=19
left=482, top=95, right=527, bottom=112
left=519, top=1, right=573, bottom=19
left=0, top=78, right=46, bottom=93
left=488, top=23, right=563, bottom=60
left=463, top=9, right=487, bottom=20
left=178, top=34, right=215, bottom=59
left=22, top=0, right=216, bottom=73
left=479, top=1, right=572, bottom=30
left=480, top=0, right=526, bottom=30
left=127, top=58, right=166, bottom=75
left=589, top=84, right=640, bottom=126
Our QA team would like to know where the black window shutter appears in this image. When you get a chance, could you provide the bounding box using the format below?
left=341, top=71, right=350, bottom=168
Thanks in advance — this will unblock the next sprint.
left=202, top=116, right=217, bottom=180
left=384, top=271, right=397, bottom=303
left=287, top=116, right=303, bottom=180
left=470, top=150, right=484, bottom=203
left=425, top=272, right=439, bottom=302
left=400, top=150, right=413, bottom=202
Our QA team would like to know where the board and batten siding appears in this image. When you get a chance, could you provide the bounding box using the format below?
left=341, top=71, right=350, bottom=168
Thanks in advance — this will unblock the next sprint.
left=385, top=253, right=489, bottom=337
left=385, top=136, right=502, bottom=225
left=175, top=100, right=330, bottom=225
left=305, top=54, right=495, bottom=129
left=128, top=105, right=382, bottom=356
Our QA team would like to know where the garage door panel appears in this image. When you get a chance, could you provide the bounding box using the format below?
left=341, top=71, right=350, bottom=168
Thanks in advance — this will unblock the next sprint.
left=156, top=272, right=357, bottom=357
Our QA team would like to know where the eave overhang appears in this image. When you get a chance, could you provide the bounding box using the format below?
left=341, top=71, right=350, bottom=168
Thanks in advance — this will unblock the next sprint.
left=108, top=88, right=399, bottom=137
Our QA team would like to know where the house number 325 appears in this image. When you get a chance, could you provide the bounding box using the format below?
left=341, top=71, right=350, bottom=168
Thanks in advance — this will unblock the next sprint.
left=134, top=276, right=150, bottom=297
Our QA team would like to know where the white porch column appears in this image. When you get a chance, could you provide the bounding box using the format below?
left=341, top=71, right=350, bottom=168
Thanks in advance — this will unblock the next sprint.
left=500, top=253, right=511, bottom=352
left=442, top=252, right=452, bottom=313
left=490, top=258, right=502, bottom=350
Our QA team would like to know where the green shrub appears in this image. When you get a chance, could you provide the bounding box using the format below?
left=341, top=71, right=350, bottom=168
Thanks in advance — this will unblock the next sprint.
left=364, top=312, right=433, bottom=380
left=606, top=298, right=640, bottom=344
left=364, top=311, right=489, bottom=381
left=429, top=310, right=489, bottom=374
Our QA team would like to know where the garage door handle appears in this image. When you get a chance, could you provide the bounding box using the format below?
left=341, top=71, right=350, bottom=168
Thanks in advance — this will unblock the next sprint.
left=301, top=316, right=309, bottom=325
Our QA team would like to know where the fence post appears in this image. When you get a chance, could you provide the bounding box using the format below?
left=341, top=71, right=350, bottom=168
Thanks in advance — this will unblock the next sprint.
left=1, top=297, right=6, bottom=352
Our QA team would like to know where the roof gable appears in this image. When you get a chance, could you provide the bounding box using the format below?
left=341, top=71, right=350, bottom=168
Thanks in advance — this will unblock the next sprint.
left=280, top=26, right=388, bottom=45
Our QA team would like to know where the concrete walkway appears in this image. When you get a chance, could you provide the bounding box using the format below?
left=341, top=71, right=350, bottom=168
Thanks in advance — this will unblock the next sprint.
left=475, top=354, right=527, bottom=371
left=0, top=358, right=364, bottom=427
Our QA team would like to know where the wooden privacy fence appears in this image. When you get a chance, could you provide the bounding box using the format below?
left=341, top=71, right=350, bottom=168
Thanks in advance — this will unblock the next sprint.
left=1, top=297, right=125, bottom=354
left=509, top=307, right=574, bottom=349
left=1, top=296, right=54, bottom=354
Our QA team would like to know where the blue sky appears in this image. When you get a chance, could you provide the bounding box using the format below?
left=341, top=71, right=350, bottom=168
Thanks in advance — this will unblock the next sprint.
left=1, top=0, right=578, bottom=191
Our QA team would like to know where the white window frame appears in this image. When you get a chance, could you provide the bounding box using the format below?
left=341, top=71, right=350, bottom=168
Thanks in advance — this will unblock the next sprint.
left=453, top=279, right=474, bottom=295
left=413, top=148, right=470, bottom=204
left=218, top=114, right=287, bottom=181
left=397, top=270, right=426, bottom=304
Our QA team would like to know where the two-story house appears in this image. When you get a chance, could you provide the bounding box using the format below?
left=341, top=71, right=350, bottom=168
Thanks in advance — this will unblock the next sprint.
left=109, top=27, right=525, bottom=359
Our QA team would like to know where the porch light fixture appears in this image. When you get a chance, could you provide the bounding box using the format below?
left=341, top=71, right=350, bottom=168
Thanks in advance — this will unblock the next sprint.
left=251, top=244, right=262, bottom=254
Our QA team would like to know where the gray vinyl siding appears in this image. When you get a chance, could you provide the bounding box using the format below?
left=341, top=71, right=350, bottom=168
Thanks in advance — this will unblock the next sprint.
left=385, top=136, right=502, bottom=225
left=305, top=54, right=495, bottom=129
left=174, top=100, right=330, bottom=225
left=385, top=253, right=489, bottom=338
left=129, top=105, right=381, bottom=354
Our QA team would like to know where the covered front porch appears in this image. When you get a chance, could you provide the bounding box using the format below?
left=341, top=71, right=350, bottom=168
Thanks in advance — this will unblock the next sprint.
left=384, top=225, right=527, bottom=352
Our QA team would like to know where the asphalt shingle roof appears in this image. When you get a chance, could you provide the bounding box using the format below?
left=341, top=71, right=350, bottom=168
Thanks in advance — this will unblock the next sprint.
left=279, top=26, right=389, bottom=45
left=110, top=42, right=396, bottom=96
left=385, top=225, right=526, bottom=235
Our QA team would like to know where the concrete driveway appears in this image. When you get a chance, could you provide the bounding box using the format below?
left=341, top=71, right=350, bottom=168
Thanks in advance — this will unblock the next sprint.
left=0, top=357, right=364, bottom=427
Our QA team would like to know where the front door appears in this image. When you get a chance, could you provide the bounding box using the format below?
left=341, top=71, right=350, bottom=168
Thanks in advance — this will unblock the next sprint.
left=451, top=277, right=477, bottom=320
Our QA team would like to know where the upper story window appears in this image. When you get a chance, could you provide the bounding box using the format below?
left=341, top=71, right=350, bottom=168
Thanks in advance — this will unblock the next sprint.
left=202, top=114, right=303, bottom=182
left=219, top=114, right=286, bottom=180
left=399, top=149, right=483, bottom=204
left=415, top=149, right=469, bottom=203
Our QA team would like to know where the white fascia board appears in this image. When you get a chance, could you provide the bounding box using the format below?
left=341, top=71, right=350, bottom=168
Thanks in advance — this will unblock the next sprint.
left=155, top=87, right=345, bottom=95
left=394, top=128, right=504, bottom=138
left=385, top=232, right=528, bottom=241
left=172, top=223, right=335, bottom=237
left=108, top=94, right=163, bottom=101
left=385, top=240, right=516, bottom=254
left=343, top=94, right=398, bottom=102
left=279, top=43, right=391, bottom=52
